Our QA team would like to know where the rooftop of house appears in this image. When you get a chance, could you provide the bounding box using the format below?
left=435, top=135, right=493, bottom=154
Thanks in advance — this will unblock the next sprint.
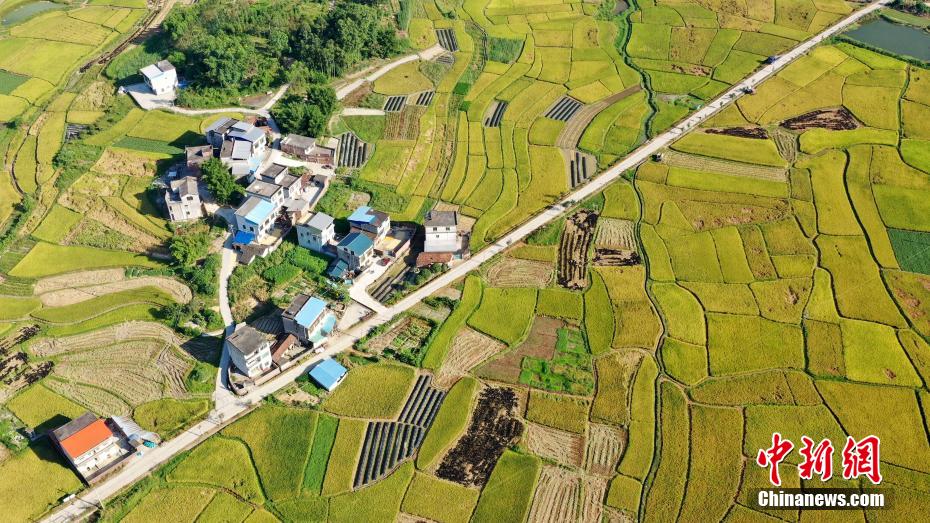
left=186, top=145, right=212, bottom=164
left=338, top=232, right=374, bottom=256
left=231, top=140, right=253, bottom=160
left=302, top=212, right=334, bottom=231
left=348, top=206, right=388, bottom=227
left=206, top=117, right=236, bottom=137
left=278, top=173, right=300, bottom=188
left=229, top=125, right=265, bottom=144
left=327, top=259, right=350, bottom=279
left=227, top=324, right=270, bottom=356
left=51, top=412, right=114, bottom=460
left=169, top=176, right=198, bottom=200
left=286, top=295, right=328, bottom=328
left=140, top=60, right=175, bottom=79
left=271, top=334, right=297, bottom=365
left=309, top=358, right=348, bottom=390
left=416, top=251, right=453, bottom=268
left=263, top=163, right=288, bottom=179
left=246, top=179, right=282, bottom=199
left=282, top=134, right=316, bottom=149
left=235, top=196, right=277, bottom=225
left=425, top=210, right=458, bottom=228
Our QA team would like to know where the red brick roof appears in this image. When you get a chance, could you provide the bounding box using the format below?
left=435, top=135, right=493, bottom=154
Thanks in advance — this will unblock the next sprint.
left=60, top=419, right=113, bottom=459
left=416, top=252, right=453, bottom=268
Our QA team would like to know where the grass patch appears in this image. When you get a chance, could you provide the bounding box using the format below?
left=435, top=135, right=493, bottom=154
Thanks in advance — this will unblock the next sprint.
left=373, top=61, right=434, bottom=95
left=471, top=450, right=540, bottom=523
left=321, top=418, right=367, bottom=496
left=134, top=398, right=210, bottom=439
left=31, top=204, right=82, bottom=243
left=9, top=242, right=162, bottom=277
left=303, top=414, right=338, bottom=494
left=467, top=286, right=536, bottom=345
left=323, top=363, right=416, bottom=418
left=417, top=376, right=478, bottom=471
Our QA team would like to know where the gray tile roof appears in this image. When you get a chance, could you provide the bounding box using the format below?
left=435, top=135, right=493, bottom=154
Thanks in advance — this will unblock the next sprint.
left=227, top=325, right=269, bottom=355
left=425, top=210, right=458, bottom=227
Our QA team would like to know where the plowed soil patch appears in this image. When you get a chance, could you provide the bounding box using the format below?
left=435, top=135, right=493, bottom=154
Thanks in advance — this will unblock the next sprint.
left=476, top=317, right=562, bottom=383
left=781, top=107, right=860, bottom=131
left=487, top=257, right=553, bottom=288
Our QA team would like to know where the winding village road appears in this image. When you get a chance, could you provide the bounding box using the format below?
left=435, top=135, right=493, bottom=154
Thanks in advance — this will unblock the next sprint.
left=44, top=1, right=889, bottom=521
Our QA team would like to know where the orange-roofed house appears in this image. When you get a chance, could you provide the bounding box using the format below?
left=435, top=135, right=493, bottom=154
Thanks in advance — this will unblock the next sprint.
left=50, top=412, right=129, bottom=482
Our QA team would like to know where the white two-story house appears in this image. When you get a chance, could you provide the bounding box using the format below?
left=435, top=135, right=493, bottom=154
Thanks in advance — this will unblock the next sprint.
left=139, top=60, right=177, bottom=95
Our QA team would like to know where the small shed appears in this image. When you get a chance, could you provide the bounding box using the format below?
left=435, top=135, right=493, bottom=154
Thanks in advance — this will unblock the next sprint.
left=308, top=358, right=348, bottom=391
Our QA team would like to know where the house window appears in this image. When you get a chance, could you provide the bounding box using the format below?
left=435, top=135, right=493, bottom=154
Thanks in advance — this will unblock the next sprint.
left=435, top=234, right=440, bottom=239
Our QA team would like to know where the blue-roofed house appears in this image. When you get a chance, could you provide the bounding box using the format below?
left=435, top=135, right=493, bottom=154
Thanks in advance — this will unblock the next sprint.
left=234, top=196, right=278, bottom=241
left=308, top=358, right=348, bottom=391
left=347, top=206, right=390, bottom=242
left=282, top=294, right=337, bottom=346
left=336, top=232, right=375, bottom=272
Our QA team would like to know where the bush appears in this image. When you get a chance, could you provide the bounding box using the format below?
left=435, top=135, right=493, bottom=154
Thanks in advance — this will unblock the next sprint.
left=262, top=262, right=301, bottom=286
left=53, top=142, right=103, bottom=190
left=288, top=246, right=328, bottom=274
left=201, top=157, right=242, bottom=205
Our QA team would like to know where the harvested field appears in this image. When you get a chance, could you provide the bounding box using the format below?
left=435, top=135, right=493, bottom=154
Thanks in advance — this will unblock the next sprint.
left=558, top=210, right=598, bottom=290
left=435, top=327, right=505, bottom=388
left=580, top=476, right=608, bottom=523
left=525, top=422, right=584, bottom=468
left=486, top=257, right=553, bottom=288
left=38, top=276, right=191, bottom=307
left=53, top=340, right=192, bottom=406
left=45, top=378, right=131, bottom=416
left=527, top=465, right=581, bottom=523
left=585, top=424, right=626, bottom=476
left=477, top=317, right=561, bottom=383
left=705, top=127, right=768, bottom=139
left=30, top=321, right=181, bottom=357
left=661, top=151, right=788, bottom=182
left=92, top=148, right=157, bottom=177
left=593, top=249, right=640, bottom=267
left=33, top=268, right=125, bottom=294
left=436, top=386, right=523, bottom=488
left=771, top=127, right=798, bottom=163
left=781, top=107, right=860, bottom=131
left=595, top=218, right=636, bottom=250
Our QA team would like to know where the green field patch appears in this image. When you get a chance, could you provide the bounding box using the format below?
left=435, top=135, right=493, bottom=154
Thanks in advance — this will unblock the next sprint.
left=817, top=235, right=906, bottom=326
left=799, top=127, right=898, bottom=154
left=401, top=472, right=479, bottom=523
left=126, top=110, right=208, bottom=143
left=329, top=461, right=414, bottom=523
left=526, top=390, right=589, bottom=433
left=875, top=184, right=930, bottom=233
left=32, top=286, right=178, bottom=323
left=223, top=406, right=317, bottom=500
left=818, top=380, right=930, bottom=472
left=467, top=286, right=536, bottom=345
left=843, top=84, right=900, bottom=130
left=167, top=437, right=265, bottom=502
left=744, top=405, right=846, bottom=465
left=302, top=413, right=338, bottom=494
left=617, top=356, right=658, bottom=480
left=519, top=326, right=593, bottom=395
left=536, top=288, right=583, bottom=320
left=9, top=241, right=160, bottom=278
left=888, top=229, right=930, bottom=275
left=423, top=276, right=482, bottom=369
left=606, top=474, right=642, bottom=512
left=903, top=100, right=930, bottom=140
left=841, top=319, right=921, bottom=386
left=7, top=383, right=86, bottom=432
left=652, top=283, right=705, bottom=344
left=134, top=398, right=209, bottom=439
left=323, top=363, right=416, bottom=419
left=373, top=61, right=434, bottom=95
left=713, top=50, right=765, bottom=85
left=417, top=376, right=477, bottom=471
left=0, top=295, right=41, bottom=320
left=0, top=69, right=28, bottom=95
left=121, top=485, right=215, bottom=523
left=321, top=418, right=367, bottom=496
left=678, top=405, right=743, bottom=522
left=707, top=313, right=805, bottom=375
left=672, top=132, right=785, bottom=167
left=628, top=24, right=671, bottom=60
left=900, top=139, right=930, bottom=174
left=691, top=370, right=821, bottom=406
left=113, top=136, right=183, bottom=156
left=471, top=451, right=540, bottom=523
left=11, top=11, right=113, bottom=46
left=661, top=337, right=708, bottom=386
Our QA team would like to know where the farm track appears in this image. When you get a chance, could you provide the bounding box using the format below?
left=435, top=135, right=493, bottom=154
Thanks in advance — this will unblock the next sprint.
left=661, top=150, right=788, bottom=182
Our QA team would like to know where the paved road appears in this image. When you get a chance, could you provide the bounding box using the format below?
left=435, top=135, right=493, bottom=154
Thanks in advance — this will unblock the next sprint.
left=335, top=44, right=446, bottom=100
left=43, top=2, right=888, bottom=521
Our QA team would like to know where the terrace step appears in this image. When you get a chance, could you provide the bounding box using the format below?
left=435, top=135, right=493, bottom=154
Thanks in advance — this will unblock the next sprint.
left=436, top=29, right=459, bottom=52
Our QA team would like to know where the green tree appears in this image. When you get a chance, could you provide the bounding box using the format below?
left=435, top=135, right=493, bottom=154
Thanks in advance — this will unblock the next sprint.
left=201, top=158, right=241, bottom=205
left=170, top=231, right=211, bottom=267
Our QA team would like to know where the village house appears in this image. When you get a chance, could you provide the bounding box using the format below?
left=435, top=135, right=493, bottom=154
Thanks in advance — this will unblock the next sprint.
left=297, top=212, right=336, bottom=253
left=205, top=117, right=267, bottom=178
left=348, top=206, right=390, bottom=242
left=254, top=163, right=303, bottom=200
left=139, top=60, right=177, bottom=96
left=50, top=412, right=130, bottom=482
left=234, top=196, right=278, bottom=242
left=336, top=231, right=376, bottom=272
left=184, top=145, right=213, bottom=176
left=245, top=179, right=285, bottom=207
left=281, top=294, right=337, bottom=347
left=423, top=210, right=459, bottom=253
left=281, top=134, right=338, bottom=164
left=225, top=324, right=273, bottom=378
left=308, top=358, right=348, bottom=391
left=165, top=176, right=203, bottom=222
